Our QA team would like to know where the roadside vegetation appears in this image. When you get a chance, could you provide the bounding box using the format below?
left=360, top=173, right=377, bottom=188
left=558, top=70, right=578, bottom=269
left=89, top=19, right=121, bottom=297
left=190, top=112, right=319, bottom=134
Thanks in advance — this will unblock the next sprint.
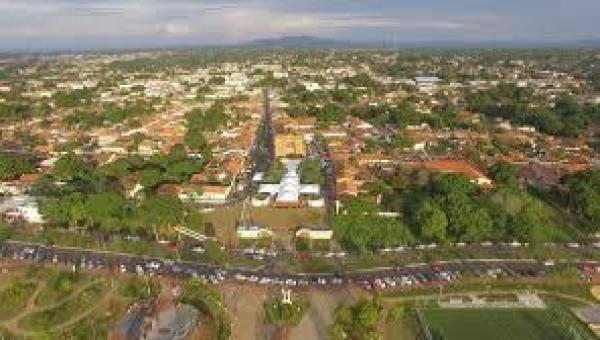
left=329, top=295, right=384, bottom=340
left=179, top=278, right=231, bottom=340
left=264, top=293, right=310, bottom=327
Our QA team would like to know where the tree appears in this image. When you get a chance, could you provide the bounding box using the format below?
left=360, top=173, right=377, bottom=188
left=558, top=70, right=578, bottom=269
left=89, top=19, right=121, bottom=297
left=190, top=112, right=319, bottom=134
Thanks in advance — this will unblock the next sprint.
left=179, top=278, right=231, bottom=340
left=134, top=194, right=183, bottom=237
left=184, top=130, right=211, bottom=156
left=386, top=304, right=406, bottom=323
left=334, top=198, right=414, bottom=253
left=264, top=159, right=285, bottom=183
left=138, top=168, right=162, bottom=188
left=462, top=207, right=493, bottom=242
left=85, top=191, right=128, bottom=232
left=329, top=298, right=383, bottom=340
left=53, top=152, right=91, bottom=181
left=0, top=154, right=34, bottom=181
left=184, top=211, right=204, bottom=232
left=39, top=193, right=87, bottom=228
left=264, top=294, right=309, bottom=327
left=489, top=162, right=519, bottom=187
left=415, top=200, right=448, bottom=243
left=431, top=174, right=477, bottom=196
left=98, top=159, right=131, bottom=179
left=299, top=159, right=323, bottom=184
left=562, top=170, right=600, bottom=230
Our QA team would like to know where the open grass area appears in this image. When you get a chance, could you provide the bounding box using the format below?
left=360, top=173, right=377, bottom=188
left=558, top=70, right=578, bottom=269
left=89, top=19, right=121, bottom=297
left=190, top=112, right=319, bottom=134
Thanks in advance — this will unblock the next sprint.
left=34, top=270, right=91, bottom=306
left=384, top=317, right=419, bottom=340
left=0, top=264, right=161, bottom=339
left=19, top=280, right=109, bottom=331
left=0, top=281, right=37, bottom=321
left=251, top=207, right=326, bottom=231
left=423, top=308, right=570, bottom=340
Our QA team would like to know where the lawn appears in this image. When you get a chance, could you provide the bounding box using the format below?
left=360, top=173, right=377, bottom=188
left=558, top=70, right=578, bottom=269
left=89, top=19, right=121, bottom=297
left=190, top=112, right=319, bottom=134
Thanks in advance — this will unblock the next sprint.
left=384, top=317, right=419, bottom=340
left=19, top=280, right=109, bottom=331
left=423, top=308, right=570, bottom=340
left=0, top=265, right=161, bottom=338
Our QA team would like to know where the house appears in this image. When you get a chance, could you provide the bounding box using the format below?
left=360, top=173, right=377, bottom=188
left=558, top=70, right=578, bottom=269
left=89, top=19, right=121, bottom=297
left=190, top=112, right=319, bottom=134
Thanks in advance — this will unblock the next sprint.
left=284, top=116, right=317, bottom=131
left=357, top=153, right=393, bottom=166
left=423, top=160, right=493, bottom=187
left=2, top=195, right=44, bottom=224
left=237, top=225, right=273, bottom=239
left=181, top=184, right=231, bottom=204
left=414, top=76, right=440, bottom=93
left=295, top=227, right=333, bottom=240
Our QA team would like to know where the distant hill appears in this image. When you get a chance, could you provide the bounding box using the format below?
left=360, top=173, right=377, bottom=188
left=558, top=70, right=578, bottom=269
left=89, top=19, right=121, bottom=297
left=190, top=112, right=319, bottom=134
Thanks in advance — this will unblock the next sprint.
left=239, top=35, right=600, bottom=50
left=241, top=36, right=368, bottom=49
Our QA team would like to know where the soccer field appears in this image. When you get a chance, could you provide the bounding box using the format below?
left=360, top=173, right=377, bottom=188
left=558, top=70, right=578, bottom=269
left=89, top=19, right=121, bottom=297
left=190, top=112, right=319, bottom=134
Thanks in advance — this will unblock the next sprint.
left=423, top=308, right=569, bottom=340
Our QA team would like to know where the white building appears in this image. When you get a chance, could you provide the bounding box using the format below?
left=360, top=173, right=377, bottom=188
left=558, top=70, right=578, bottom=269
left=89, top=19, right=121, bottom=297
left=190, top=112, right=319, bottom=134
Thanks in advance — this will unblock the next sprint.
left=414, top=76, right=440, bottom=94
left=237, top=225, right=273, bottom=239
left=257, top=159, right=320, bottom=204
left=295, top=228, right=333, bottom=240
left=1, top=195, right=44, bottom=224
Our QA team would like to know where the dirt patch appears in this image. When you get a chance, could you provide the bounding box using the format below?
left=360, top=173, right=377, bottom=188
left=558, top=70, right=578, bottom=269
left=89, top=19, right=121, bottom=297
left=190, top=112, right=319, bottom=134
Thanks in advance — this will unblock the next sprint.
left=220, top=283, right=274, bottom=340
left=203, top=205, right=241, bottom=245
left=290, top=287, right=366, bottom=340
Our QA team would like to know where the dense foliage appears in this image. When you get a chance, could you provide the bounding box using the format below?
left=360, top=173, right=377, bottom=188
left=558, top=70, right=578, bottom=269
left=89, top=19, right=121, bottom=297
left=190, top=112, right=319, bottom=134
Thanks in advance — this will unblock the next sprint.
left=330, top=296, right=384, bottom=340
left=179, top=278, right=231, bottom=340
left=37, top=149, right=200, bottom=237
left=184, top=102, right=227, bottom=157
left=333, top=199, right=414, bottom=253
left=63, top=101, right=155, bottom=129
left=263, top=294, right=309, bottom=327
left=467, top=84, right=600, bottom=137
left=299, top=159, right=323, bottom=184
left=263, top=159, right=284, bottom=183
left=0, top=154, right=35, bottom=181
left=559, top=170, right=600, bottom=231
left=337, top=168, right=569, bottom=253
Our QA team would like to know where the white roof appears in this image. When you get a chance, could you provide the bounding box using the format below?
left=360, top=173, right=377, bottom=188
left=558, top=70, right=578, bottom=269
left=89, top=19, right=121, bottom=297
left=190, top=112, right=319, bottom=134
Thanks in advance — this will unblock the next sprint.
left=299, top=184, right=320, bottom=195
left=256, top=159, right=320, bottom=203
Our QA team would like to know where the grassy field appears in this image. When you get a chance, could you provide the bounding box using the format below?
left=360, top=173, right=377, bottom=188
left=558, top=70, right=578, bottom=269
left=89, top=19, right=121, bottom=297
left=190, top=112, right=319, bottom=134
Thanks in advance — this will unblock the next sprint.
left=203, top=204, right=326, bottom=246
left=384, top=317, right=419, bottom=340
left=0, top=263, right=160, bottom=339
left=423, top=308, right=570, bottom=340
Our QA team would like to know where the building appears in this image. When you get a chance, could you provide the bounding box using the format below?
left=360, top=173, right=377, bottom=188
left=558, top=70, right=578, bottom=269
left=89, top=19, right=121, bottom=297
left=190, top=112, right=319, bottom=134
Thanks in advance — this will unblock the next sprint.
left=237, top=225, right=273, bottom=239
left=422, top=160, right=493, bottom=187
left=295, top=227, right=333, bottom=240
left=257, top=159, right=320, bottom=206
left=1, top=195, right=44, bottom=224
left=414, top=76, right=440, bottom=93
left=180, top=184, right=232, bottom=204
left=275, top=134, right=306, bottom=158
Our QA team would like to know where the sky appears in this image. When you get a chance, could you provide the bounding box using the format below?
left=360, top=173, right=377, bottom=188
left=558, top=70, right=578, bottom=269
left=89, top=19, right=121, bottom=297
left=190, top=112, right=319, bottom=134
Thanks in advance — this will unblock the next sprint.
left=1, top=0, right=599, bottom=51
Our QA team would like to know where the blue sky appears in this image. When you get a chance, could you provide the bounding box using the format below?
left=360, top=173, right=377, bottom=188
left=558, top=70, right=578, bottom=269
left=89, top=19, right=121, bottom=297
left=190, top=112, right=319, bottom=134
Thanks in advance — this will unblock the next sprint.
left=1, top=0, right=599, bottom=51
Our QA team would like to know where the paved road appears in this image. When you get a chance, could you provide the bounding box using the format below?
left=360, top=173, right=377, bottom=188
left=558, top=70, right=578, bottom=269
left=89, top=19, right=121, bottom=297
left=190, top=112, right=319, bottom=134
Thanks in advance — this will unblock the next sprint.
left=0, top=240, right=592, bottom=290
